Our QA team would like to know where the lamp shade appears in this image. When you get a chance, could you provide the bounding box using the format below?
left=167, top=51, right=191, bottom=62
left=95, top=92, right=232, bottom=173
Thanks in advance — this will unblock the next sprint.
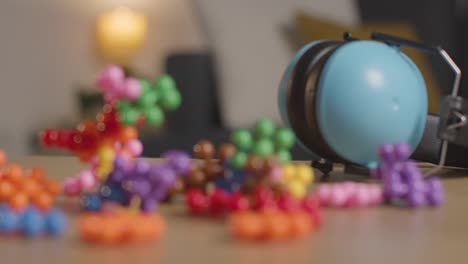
left=96, top=7, right=147, bottom=64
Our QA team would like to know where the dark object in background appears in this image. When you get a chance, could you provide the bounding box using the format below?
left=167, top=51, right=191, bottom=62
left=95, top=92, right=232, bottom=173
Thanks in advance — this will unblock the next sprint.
left=141, top=52, right=311, bottom=159
left=358, top=0, right=462, bottom=98
left=164, top=53, right=222, bottom=131
left=141, top=53, right=229, bottom=156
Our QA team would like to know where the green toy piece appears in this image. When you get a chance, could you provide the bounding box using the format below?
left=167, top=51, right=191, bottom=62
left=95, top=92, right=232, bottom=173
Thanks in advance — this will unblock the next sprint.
left=115, top=75, right=181, bottom=126
left=230, top=152, right=248, bottom=169
left=255, top=119, right=275, bottom=138
left=252, top=138, right=274, bottom=157
left=274, top=128, right=295, bottom=149
left=228, top=118, right=296, bottom=168
left=231, top=129, right=253, bottom=150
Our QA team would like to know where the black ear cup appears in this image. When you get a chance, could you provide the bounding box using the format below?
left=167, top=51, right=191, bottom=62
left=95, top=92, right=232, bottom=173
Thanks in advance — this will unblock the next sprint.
left=286, top=40, right=346, bottom=162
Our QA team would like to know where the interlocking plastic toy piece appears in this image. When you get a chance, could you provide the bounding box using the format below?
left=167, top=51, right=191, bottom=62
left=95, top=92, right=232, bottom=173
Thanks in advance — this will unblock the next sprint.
left=373, top=143, right=445, bottom=208
left=230, top=119, right=296, bottom=169
left=40, top=65, right=182, bottom=165
left=79, top=210, right=165, bottom=244
left=280, top=163, right=314, bottom=199
left=315, top=182, right=383, bottom=208
left=0, top=205, right=67, bottom=238
left=228, top=210, right=316, bottom=241
left=185, top=187, right=322, bottom=224
left=76, top=150, right=191, bottom=213
left=0, top=153, right=61, bottom=212
left=163, top=140, right=236, bottom=198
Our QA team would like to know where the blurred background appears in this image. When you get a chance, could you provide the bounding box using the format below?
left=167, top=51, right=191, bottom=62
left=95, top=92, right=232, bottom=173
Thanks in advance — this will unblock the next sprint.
left=0, top=0, right=465, bottom=160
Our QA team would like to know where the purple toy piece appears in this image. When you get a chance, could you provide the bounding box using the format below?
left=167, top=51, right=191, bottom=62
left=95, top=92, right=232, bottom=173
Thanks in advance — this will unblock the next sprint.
left=406, top=191, right=426, bottom=208
left=393, top=143, right=411, bottom=162
left=113, top=155, right=129, bottom=171
left=156, top=166, right=177, bottom=188
left=133, top=160, right=151, bottom=178
left=140, top=199, right=158, bottom=212
left=425, top=177, right=445, bottom=206
left=147, top=187, right=168, bottom=201
left=378, top=143, right=395, bottom=163
left=107, top=170, right=127, bottom=183
left=162, top=150, right=192, bottom=175
left=376, top=143, right=445, bottom=208
left=123, top=179, right=152, bottom=197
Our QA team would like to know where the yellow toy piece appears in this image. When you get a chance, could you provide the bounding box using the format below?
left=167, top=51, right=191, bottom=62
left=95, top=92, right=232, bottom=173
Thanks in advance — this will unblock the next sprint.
left=282, top=164, right=296, bottom=181
left=281, top=163, right=314, bottom=199
left=96, top=145, right=116, bottom=182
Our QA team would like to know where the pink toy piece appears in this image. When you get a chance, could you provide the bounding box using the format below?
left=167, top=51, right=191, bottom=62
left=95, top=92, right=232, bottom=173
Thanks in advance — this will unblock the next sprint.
left=125, top=139, right=143, bottom=157
left=96, top=64, right=125, bottom=92
left=328, top=184, right=349, bottom=208
left=316, top=184, right=332, bottom=206
left=352, top=184, right=373, bottom=207
left=341, top=181, right=357, bottom=195
left=89, top=156, right=99, bottom=168
left=123, top=77, right=142, bottom=101
left=63, top=177, right=81, bottom=196
left=104, top=93, right=119, bottom=104
left=78, top=169, right=97, bottom=191
left=368, top=185, right=384, bottom=206
left=268, top=166, right=282, bottom=182
left=318, top=182, right=383, bottom=208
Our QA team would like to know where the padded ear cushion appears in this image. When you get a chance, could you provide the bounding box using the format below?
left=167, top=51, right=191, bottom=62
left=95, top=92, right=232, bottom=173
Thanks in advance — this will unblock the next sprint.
left=286, top=40, right=346, bottom=162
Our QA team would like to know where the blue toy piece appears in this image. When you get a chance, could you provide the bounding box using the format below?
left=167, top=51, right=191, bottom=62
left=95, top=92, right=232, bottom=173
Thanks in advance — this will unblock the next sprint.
left=81, top=193, right=102, bottom=211
left=278, top=39, right=428, bottom=168
left=214, top=168, right=246, bottom=193
left=20, top=207, right=45, bottom=238
left=44, top=209, right=67, bottom=236
left=0, top=206, right=19, bottom=233
left=99, top=183, right=125, bottom=202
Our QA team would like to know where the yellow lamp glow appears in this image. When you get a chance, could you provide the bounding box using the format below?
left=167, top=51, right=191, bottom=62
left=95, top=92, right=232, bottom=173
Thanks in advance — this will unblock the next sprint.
left=96, top=7, right=147, bottom=64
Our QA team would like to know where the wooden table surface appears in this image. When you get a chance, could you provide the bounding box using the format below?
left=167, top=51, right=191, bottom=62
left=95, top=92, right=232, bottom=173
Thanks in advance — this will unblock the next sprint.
left=1, top=156, right=468, bottom=264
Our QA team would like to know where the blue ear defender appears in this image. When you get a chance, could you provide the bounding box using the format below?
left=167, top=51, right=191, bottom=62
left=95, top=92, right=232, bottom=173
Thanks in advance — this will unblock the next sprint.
left=278, top=32, right=435, bottom=170
left=278, top=40, right=346, bottom=163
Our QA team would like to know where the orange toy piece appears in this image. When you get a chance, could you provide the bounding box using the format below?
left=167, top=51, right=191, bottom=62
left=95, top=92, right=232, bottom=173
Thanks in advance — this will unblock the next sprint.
left=119, top=126, right=138, bottom=143
left=4, top=164, right=24, bottom=184
left=228, top=211, right=264, bottom=240
left=262, top=211, right=291, bottom=240
left=9, top=192, right=29, bottom=211
left=288, top=212, right=314, bottom=238
left=32, top=191, right=53, bottom=210
left=0, top=150, right=62, bottom=211
left=0, top=180, right=15, bottom=201
left=229, top=210, right=316, bottom=241
left=27, top=167, right=46, bottom=181
left=43, top=179, right=62, bottom=196
left=21, top=178, right=41, bottom=198
left=0, top=149, right=6, bottom=168
left=79, top=211, right=166, bottom=244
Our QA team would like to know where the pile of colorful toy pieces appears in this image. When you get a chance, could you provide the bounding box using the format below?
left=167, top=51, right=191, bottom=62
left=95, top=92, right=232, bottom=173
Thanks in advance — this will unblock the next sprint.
left=39, top=65, right=183, bottom=244
left=0, top=150, right=67, bottom=238
left=176, top=119, right=322, bottom=241
left=373, top=143, right=444, bottom=207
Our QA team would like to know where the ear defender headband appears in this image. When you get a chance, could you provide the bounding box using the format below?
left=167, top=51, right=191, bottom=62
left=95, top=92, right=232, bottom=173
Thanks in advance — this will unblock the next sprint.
left=279, top=32, right=467, bottom=173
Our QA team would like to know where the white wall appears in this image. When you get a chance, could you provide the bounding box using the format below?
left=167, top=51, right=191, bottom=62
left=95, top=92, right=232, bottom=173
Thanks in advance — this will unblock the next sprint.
left=0, top=0, right=207, bottom=158
left=0, top=0, right=358, bottom=158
